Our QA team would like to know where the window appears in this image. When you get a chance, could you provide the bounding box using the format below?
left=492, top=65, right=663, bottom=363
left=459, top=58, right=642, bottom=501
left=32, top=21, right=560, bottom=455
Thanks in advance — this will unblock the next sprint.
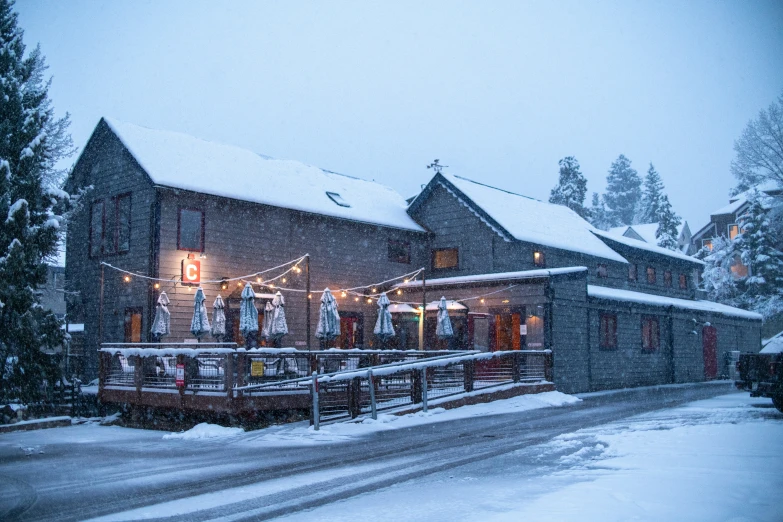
left=116, top=194, right=131, bottom=253
left=599, top=313, right=618, bottom=349
left=664, top=270, right=672, bottom=287
left=679, top=273, right=687, bottom=289
left=702, top=239, right=713, bottom=251
left=432, top=248, right=459, bottom=270
left=641, top=317, right=660, bottom=351
left=178, top=209, right=204, bottom=252
left=325, top=191, right=351, bottom=207
left=597, top=264, right=608, bottom=278
left=533, top=250, right=545, bottom=267
left=89, top=200, right=104, bottom=257
left=730, top=255, right=749, bottom=278
left=124, top=308, right=143, bottom=343
left=628, top=264, right=637, bottom=282
left=388, top=240, right=411, bottom=264
left=646, top=266, right=656, bottom=284
left=728, top=224, right=739, bottom=241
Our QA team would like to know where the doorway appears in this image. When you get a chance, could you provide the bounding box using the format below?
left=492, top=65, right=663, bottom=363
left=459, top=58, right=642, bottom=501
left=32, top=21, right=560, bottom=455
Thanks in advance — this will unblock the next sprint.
left=337, top=312, right=363, bottom=349
left=702, top=325, right=718, bottom=380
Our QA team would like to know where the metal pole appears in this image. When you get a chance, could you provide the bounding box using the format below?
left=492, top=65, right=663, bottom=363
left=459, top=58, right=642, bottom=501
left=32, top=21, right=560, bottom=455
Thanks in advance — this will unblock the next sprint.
left=311, top=371, right=320, bottom=431
left=368, top=369, right=377, bottom=420
left=421, top=368, right=428, bottom=413
left=421, top=272, right=426, bottom=351
left=306, top=254, right=311, bottom=352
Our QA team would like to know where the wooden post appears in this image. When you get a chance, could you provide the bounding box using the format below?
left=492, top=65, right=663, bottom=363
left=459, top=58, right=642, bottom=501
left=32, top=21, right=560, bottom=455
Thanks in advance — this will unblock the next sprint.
left=512, top=352, right=521, bottom=383
left=544, top=351, right=554, bottom=382
left=421, top=272, right=426, bottom=351
left=224, top=353, right=234, bottom=399
left=133, top=355, right=143, bottom=401
left=412, top=369, right=422, bottom=404
left=463, top=359, right=475, bottom=393
left=98, top=351, right=108, bottom=402
left=311, top=371, right=320, bottom=430
left=368, top=370, right=377, bottom=420
left=306, top=254, right=311, bottom=352
left=98, top=263, right=105, bottom=348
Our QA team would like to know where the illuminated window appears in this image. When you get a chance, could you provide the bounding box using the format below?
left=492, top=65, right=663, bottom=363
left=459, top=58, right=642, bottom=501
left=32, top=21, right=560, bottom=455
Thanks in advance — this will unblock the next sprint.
left=178, top=209, right=204, bottom=252
left=432, top=248, right=459, bottom=270
left=647, top=266, right=656, bottom=284
left=533, top=250, right=545, bottom=267
left=599, top=313, right=617, bottom=349
left=702, top=239, right=713, bottom=251
left=641, top=316, right=660, bottom=351
left=728, top=224, right=739, bottom=241
left=730, top=255, right=749, bottom=278
left=664, top=270, right=672, bottom=287
left=124, top=308, right=143, bottom=343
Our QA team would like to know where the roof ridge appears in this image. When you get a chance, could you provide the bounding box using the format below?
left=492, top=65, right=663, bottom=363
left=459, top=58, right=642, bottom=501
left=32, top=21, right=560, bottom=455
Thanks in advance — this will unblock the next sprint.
left=451, top=174, right=541, bottom=202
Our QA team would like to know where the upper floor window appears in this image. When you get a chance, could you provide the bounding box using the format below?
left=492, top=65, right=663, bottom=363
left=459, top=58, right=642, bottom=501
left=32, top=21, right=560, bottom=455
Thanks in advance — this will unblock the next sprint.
left=728, top=224, right=739, bottom=241
left=664, top=270, right=672, bottom=287
left=646, top=266, right=656, bottom=284
left=597, top=264, right=608, bottom=278
left=702, top=239, right=713, bottom=251
left=533, top=250, right=545, bottom=267
left=178, top=208, right=205, bottom=252
left=641, top=316, right=660, bottom=351
left=730, top=255, right=749, bottom=278
left=599, top=313, right=618, bottom=349
left=628, top=264, right=637, bottom=282
left=679, top=273, right=688, bottom=289
left=89, top=194, right=131, bottom=257
left=432, top=248, right=459, bottom=270
left=388, top=240, right=411, bottom=264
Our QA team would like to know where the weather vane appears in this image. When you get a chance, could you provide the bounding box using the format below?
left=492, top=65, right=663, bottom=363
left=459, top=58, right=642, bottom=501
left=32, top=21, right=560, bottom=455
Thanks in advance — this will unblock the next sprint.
left=427, top=159, right=447, bottom=174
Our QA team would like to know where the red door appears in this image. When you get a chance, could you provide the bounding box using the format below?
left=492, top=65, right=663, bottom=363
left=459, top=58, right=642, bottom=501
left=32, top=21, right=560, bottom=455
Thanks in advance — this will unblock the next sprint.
left=702, top=326, right=718, bottom=380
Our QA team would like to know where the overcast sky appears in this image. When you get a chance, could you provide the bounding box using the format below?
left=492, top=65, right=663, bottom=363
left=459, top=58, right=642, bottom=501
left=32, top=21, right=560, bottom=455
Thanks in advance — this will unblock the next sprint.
left=16, top=0, right=783, bottom=230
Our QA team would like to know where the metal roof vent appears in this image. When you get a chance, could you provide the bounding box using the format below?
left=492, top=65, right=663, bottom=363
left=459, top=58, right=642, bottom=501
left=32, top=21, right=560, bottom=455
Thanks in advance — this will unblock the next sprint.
left=326, top=191, right=351, bottom=208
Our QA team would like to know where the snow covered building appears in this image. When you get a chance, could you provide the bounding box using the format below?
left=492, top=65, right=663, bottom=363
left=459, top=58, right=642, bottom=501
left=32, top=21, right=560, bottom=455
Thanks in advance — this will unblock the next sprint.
left=64, top=119, right=763, bottom=393
left=608, top=222, right=694, bottom=255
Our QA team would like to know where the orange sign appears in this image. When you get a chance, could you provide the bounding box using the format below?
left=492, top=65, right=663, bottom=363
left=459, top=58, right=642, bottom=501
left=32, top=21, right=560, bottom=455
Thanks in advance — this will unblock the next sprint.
left=182, top=259, right=201, bottom=285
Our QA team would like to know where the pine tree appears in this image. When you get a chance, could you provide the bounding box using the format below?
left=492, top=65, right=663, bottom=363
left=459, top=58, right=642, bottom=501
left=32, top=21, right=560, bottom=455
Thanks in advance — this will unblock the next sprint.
left=734, top=190, right=783, bottom=318
left=655, top=194, right=682, bottom=250
left=639, top=163, right=665, bottom=224
left=0, top=0, right=74, bottom=404
left=603, top=154, right=641, bottom=227
left=588, top=192, right=612, bottom=230
left=549, top=156, right=589, bottom=219
left=699, top=236, right=741, bottom=306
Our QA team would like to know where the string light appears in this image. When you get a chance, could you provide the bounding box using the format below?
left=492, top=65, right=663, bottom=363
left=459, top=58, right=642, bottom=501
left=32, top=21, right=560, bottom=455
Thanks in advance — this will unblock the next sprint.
left=256, top=277, right=262, bottom=283
left=341, top=291, right=347, bottom=298
left=367, top=298, right=372, bottom=304
left=372, top=288, right=377, bottom=293
left=480, top=298, right=485, bottom=303
left=282, top=278, right=287, bottom=283
left=154, top=283, right=160, bottom=289
left=354, top=297, right=359, bottom=301
left=123, top=275, right=131, bottom=283
left=396, top=289, right=402, bottom=295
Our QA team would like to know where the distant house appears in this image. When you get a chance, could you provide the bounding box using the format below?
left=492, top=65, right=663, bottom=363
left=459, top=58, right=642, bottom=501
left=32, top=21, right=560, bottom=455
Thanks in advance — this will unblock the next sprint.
left=608, top=222, right=694, bottom=255
left=64, top=118, right=762, bottom=393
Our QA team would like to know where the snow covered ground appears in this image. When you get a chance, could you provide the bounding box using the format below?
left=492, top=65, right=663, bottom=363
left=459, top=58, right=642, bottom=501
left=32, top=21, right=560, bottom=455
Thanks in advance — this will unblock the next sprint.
left=273, top=393, right=782, bottom=522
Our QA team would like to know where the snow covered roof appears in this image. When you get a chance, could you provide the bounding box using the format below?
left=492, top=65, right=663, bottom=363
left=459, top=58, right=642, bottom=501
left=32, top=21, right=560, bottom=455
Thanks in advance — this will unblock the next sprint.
left=713, top=181, right=781, bottom=217
left=425, top=300, right=468, bottom=311
left=591, top=229, right=703, bottom=265
left=587, top=285, right=762, bottom=320
left=101, top=118, right=425, bottom=232
left=397, top=267, right=588, bottom=289
left=761, top=331, right=783, bottom=354
left=607, top=223, right=686, bottom=245
left=415, top=173, right=627, bottom=263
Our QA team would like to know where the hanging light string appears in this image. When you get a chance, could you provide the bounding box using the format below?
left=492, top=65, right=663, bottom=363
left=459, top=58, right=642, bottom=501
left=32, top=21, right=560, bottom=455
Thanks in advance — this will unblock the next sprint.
left=255, top=266, right=426, bottom=297
left=100, top=254, right=308, bottom=285
left=383, top=284, right=520, bottom=307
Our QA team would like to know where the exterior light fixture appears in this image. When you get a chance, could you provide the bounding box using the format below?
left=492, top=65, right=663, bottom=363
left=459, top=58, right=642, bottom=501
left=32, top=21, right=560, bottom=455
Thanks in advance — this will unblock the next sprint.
left=308, top=294, right=312, bottom=299
left=502, top=299, right=510, bottom=304
left=123, top=275, right=131, bottom=283
left=154, top=283, right=160, bottom=289
left=199, top=253, right=207, bottom=259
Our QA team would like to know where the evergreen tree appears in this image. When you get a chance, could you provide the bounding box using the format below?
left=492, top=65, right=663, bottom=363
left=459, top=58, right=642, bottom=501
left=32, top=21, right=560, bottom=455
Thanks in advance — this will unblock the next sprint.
left=589, top=192, right=611, bottom=230
left=549, top=156, right=589, bottom=219
left=0, top=0, right=74, bottom=404
left=655, top=194, right=682, bottom=250
left=639, top=163, right=665, bottom=224
left=734, top=190, right=783, bottom=318
left=699, top=236, right=741, bottom=306
left=603, top=154, right=641, bottom=227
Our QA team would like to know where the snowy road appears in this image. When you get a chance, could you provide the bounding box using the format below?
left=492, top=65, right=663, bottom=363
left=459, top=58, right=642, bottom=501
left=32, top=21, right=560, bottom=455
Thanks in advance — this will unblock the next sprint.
left=1, top=382, right=779, bottom=521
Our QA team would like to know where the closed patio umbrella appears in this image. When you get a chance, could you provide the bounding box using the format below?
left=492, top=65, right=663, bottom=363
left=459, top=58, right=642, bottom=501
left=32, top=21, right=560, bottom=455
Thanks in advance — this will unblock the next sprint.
left=190, top=287, right=210, bottom=341
left=211, top=295, right=226, bottom=342
left=269, top=291, right=289, bottom=342
left=315, top=288, right=340, bottom=347
left=150, top=291, right=170, bottom=340
left=260, top=301, right=274, bottom=341
left=373, top=292, right=395, bottom=345
left=436, top=296, right=454, bottom=339
left=239, top=282, right=259, bottom=346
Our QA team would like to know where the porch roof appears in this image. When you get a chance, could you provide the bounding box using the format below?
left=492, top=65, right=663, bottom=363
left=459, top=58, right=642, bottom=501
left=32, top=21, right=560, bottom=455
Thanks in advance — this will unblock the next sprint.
left=396, top=266, right=587, bottom=289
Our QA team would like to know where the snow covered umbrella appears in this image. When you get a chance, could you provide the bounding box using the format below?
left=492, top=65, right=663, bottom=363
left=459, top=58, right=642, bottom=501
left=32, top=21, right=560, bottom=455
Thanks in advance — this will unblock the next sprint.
left=269, top=291, right=289, bottom=342
left=210, top=295, right=226, bottom=342
left=315, top=288, right=340, bottom=347
left=239, top=282, right=259, bottom=345
left=150, top=291, right=170, bottom=341
left=190, top=287, right=210, bottom=341
left=260, top=301, right=274, bottom=341
left=373, top=292, right=395, bottom=345
left=435, top=296, right=454, bottom=339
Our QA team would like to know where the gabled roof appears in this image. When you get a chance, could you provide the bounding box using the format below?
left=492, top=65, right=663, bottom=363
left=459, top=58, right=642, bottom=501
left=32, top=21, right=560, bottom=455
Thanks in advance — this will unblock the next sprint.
left=408, top=173, right=627, bottom=262
left=608, top=222, right=687, bottom=245
left=85, top=118, right=425, bottom=232
left=591, top=229, right=703, bottom=265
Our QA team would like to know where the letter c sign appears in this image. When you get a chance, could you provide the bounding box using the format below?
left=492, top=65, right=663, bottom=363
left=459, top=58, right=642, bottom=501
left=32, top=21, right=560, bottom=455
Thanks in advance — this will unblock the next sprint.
left=182, top=259, right=201, bottom=284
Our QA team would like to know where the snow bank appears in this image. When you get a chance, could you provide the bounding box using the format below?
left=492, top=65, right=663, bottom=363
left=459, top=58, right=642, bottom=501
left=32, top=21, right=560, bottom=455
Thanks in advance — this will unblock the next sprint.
left=162, top=423, right=244, bottom=440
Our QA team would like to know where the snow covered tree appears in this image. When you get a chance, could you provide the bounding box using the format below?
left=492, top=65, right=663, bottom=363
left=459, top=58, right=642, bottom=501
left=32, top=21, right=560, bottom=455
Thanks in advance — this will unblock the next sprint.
left=734, top=190, right=783, bottom=318
left=549, top=156, right=589, bottom=219
left=0, top=0, right=74, bottom=404
left=655, top=194, right=682, bottom=251
left=731, top=90, right=783, bottom=199
left=589, top=192, right=612, bottom=230
left=699, top=236, right=741, bottom=306
left=603, top=154, right=641, bottom=227
left=639, top=163, right=664, bottom=224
